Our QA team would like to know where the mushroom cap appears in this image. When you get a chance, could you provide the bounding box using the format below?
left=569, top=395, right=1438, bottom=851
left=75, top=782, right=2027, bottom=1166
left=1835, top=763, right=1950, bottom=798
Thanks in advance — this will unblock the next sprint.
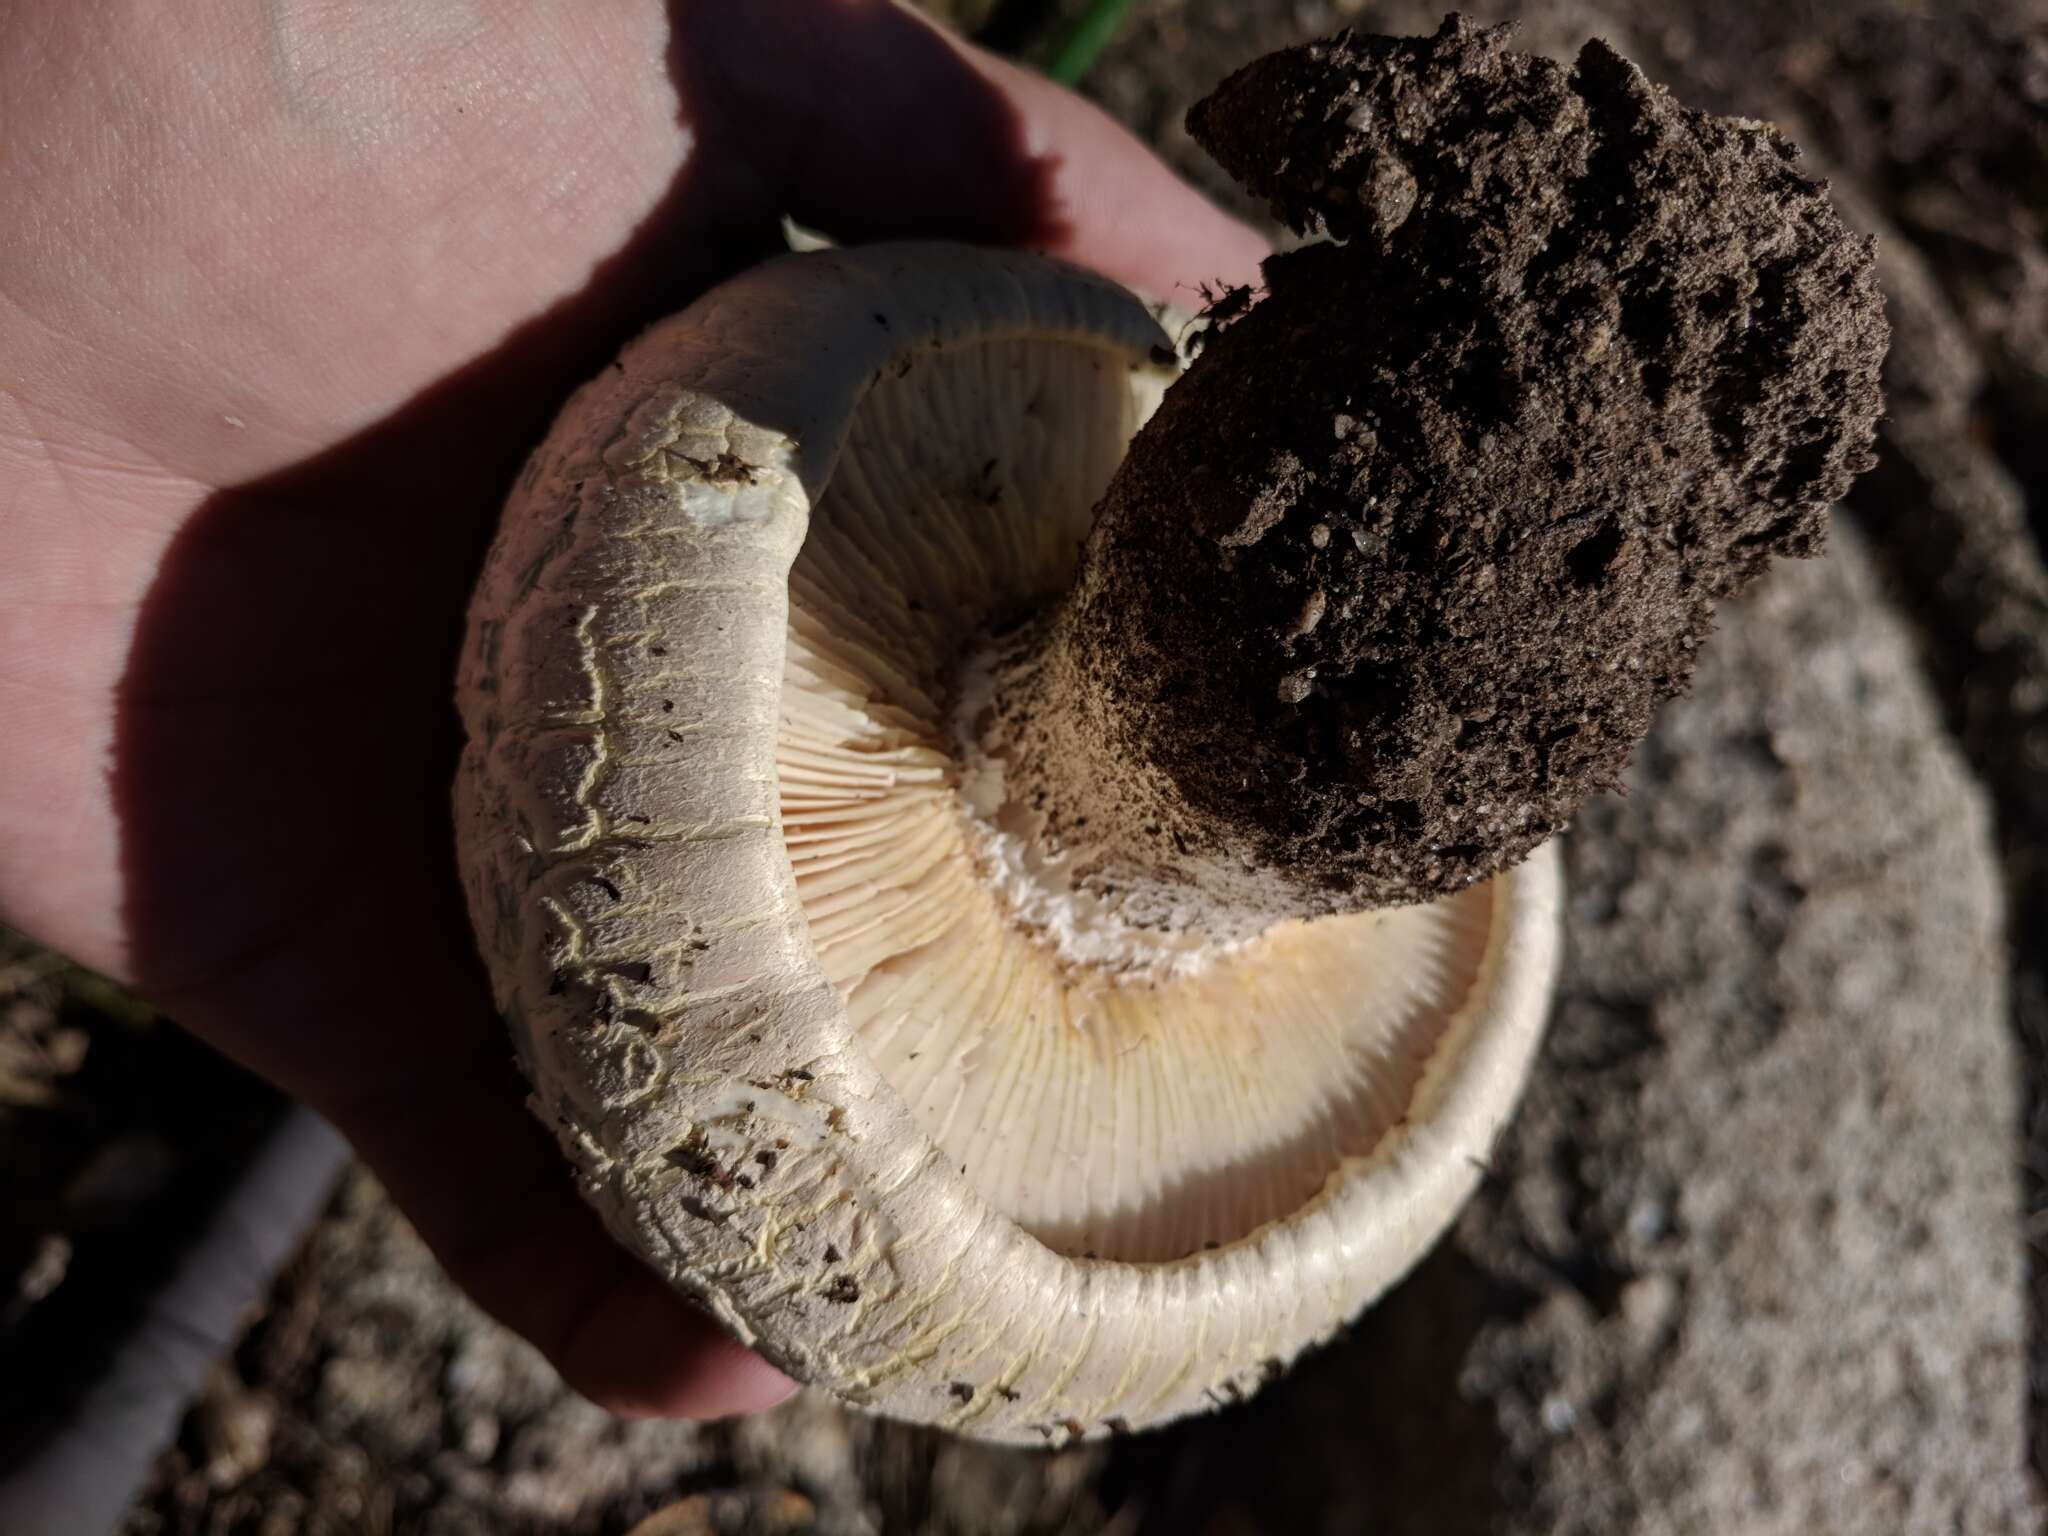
left=455, top=242, right=1562, bottom=1442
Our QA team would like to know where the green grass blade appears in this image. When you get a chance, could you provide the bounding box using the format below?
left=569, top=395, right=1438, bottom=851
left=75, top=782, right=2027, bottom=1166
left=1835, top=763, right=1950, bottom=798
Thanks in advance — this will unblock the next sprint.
left=1047, top=0, right=1133, bottom=86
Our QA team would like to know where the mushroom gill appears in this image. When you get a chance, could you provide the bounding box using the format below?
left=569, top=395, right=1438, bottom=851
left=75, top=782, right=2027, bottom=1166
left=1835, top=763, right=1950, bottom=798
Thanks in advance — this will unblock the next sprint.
left=457, top=237, right=1563, bottom=1440
left=777, top=335, right=1498, bottom=1262
left=459, top=11, right=1880, bottom=1439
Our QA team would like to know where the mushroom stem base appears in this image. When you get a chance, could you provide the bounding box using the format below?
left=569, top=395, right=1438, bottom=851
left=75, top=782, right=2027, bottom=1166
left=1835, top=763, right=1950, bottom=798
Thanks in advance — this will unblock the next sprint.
left=958, top=602, right=1326, bottom=963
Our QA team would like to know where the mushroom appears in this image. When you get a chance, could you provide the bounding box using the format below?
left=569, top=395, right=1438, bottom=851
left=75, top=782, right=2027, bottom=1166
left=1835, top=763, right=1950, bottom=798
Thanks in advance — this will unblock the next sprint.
left=457, top=241, right=1560, bottom=1441
left=456, top=20, right=1883, bottom=1442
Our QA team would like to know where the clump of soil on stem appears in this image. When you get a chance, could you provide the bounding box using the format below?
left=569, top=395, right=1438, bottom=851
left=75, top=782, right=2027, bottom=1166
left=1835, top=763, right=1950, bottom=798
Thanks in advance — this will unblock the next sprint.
left=1072, top=15, right=1887, bottom=908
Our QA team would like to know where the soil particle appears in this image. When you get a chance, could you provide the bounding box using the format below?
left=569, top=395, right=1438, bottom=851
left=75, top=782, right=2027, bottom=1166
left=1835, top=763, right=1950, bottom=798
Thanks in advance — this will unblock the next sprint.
left=1073, top=14, right=1888, bottom=909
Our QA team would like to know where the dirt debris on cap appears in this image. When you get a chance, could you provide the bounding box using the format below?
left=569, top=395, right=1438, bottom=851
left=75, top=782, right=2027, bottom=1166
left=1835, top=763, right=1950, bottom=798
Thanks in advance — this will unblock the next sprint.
left=1074, top=13, right=1887, bottom=909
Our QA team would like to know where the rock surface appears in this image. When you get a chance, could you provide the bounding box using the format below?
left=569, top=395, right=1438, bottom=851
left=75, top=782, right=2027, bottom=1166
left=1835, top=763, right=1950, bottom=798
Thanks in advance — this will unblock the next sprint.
left=1465, top=538, right=2030, bottom=1533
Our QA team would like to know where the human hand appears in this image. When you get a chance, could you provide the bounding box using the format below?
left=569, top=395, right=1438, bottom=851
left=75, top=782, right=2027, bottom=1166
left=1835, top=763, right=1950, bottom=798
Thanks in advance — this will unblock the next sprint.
left=0, top=0, right=1264, bottom=1417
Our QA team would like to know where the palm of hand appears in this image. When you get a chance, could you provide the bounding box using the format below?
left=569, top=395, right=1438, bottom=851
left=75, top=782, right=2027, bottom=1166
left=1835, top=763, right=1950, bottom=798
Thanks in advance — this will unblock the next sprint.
left=0, top=0, right=1261, bottom=1416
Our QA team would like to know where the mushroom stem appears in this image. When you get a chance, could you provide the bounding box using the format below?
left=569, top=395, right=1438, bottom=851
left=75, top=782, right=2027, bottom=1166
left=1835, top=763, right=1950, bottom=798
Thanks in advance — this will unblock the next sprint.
left=964, top=568, right=1327, bottom=956
left=965, top=15, right=1888, bottom=949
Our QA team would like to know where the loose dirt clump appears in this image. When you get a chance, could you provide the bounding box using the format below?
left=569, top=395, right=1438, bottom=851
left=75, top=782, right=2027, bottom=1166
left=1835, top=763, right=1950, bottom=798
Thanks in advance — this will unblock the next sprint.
left=1069, top=15, right=1887, bottom=908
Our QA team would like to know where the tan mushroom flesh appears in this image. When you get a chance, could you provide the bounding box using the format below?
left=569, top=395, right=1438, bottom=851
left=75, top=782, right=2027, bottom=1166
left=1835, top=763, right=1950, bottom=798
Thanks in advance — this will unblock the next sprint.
left=456, top=242, right=1562, bottom=1443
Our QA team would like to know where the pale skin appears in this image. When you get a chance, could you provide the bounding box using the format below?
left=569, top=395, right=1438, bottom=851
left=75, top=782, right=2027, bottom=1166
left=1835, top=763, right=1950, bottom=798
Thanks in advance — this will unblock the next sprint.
left=0, top=0, right=1265, bottom=1418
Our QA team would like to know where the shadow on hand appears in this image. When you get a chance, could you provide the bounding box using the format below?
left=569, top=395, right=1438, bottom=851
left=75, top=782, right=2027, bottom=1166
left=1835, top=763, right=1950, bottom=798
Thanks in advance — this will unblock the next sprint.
left=113, top=0, right=1068, bottom=1102
left=89, top=3, right=1519, bottom=1524
left=103, top=0, right=1065, bottom=1412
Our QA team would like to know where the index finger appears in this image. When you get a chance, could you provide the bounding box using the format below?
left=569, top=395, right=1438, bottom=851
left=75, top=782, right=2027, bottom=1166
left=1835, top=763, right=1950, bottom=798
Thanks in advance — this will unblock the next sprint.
left=680, top=0, right=1271, bottom=301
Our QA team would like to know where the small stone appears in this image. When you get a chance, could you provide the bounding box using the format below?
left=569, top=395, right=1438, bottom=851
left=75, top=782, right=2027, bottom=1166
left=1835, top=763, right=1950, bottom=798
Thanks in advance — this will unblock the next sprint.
left=1619, top=1272, right=1680, bottom=1347
left=44, top=1024, right=89, bottom=1074
left=1359, top=150, right=1418, bottom=235
left=1625, top=1193, right=1669, bottom=1245
left=1287, top=590, right=1328, bottom=639
left=626, top=1497, right=715, bottom=1536
left=460, top=1411, right=501, bottom=1461
left=14, top=1232, right=70, bottom=1305
left=197, top=1367, right=276, bottom=1490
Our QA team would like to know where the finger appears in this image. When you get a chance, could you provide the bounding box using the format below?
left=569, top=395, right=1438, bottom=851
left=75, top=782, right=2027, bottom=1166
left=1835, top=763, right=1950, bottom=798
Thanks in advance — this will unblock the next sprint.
left=680, top=0, right=1270, bottom=301
left=968, top=43, right=1272, bottom=298
left=335, top=1038, right=797, bottom=1419
left=562, top=1266, right=798, bottom=1420
left=107, top=314, right=807, bottom=1422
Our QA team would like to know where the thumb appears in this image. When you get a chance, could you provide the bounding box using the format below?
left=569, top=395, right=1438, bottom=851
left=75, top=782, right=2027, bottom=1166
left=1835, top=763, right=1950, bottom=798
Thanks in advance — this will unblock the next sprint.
left=677, top=0, right=1269, bottom=301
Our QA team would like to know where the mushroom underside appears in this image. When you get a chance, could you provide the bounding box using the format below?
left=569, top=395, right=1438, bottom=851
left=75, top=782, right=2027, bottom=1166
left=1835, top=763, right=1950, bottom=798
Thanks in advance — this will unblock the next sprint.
left=457, top=241, right=1560, bottom=1439
left=780, top=331, right=1502, bottom=1263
